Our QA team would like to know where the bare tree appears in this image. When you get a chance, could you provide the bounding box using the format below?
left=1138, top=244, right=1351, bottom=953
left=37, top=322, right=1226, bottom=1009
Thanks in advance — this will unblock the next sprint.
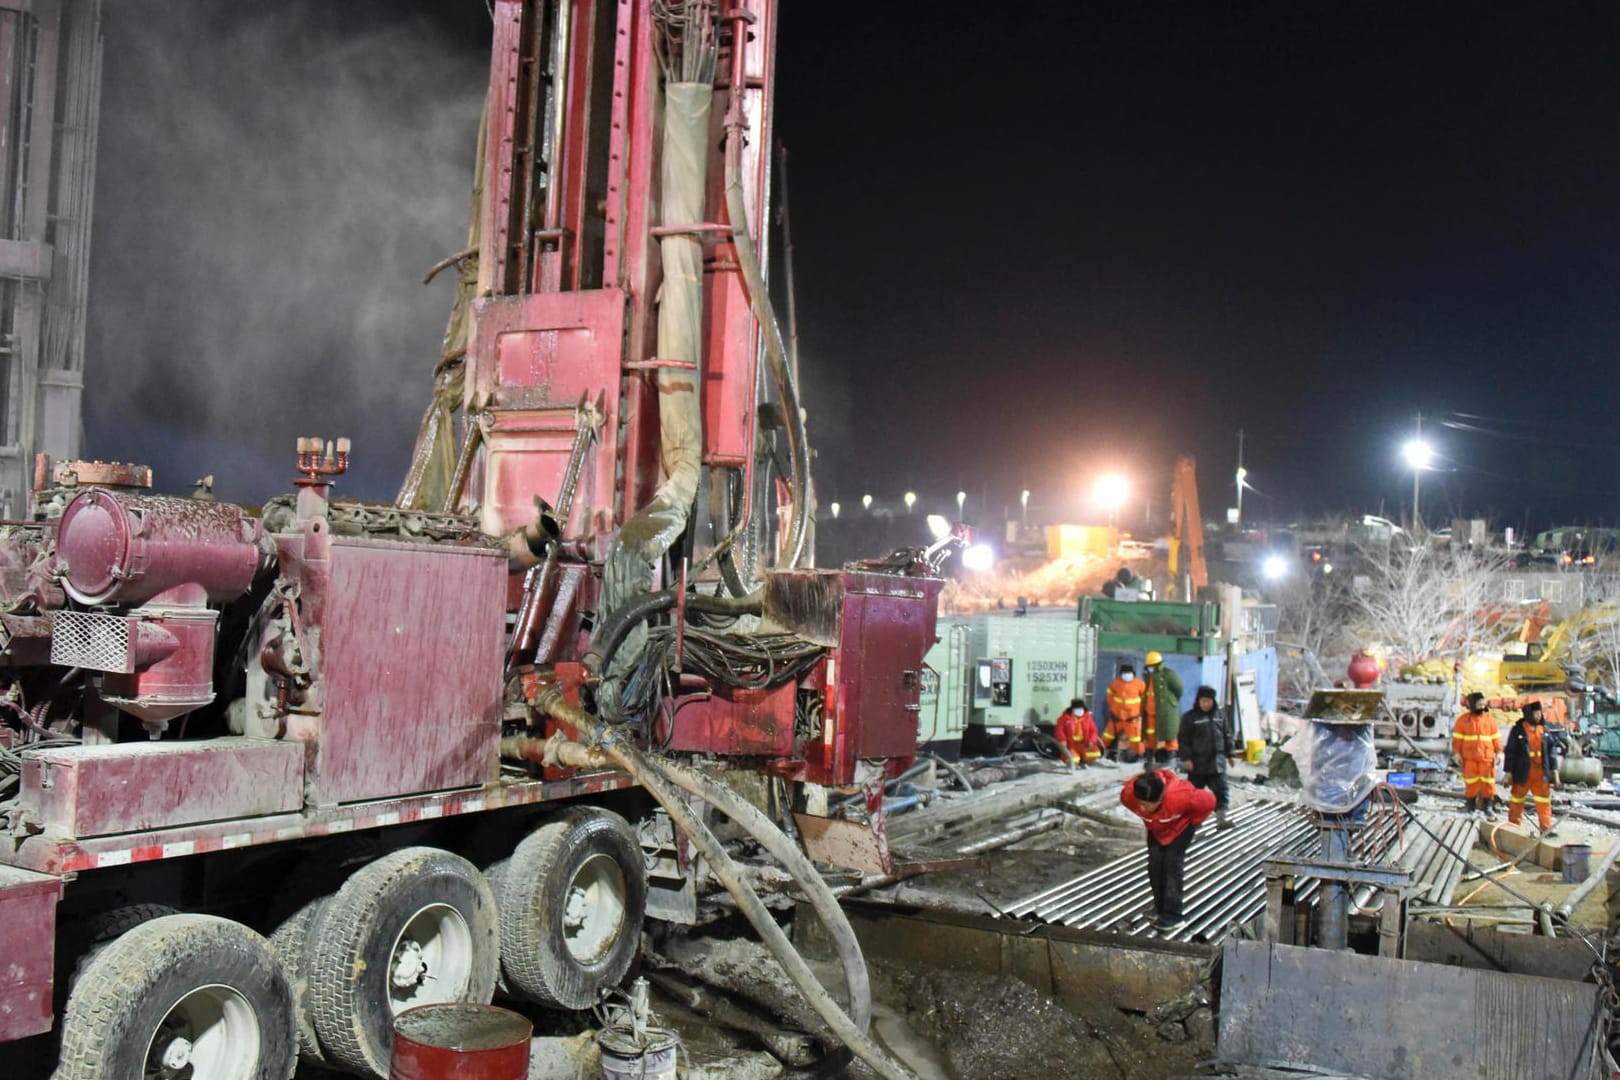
left=1565, top=574, right=1620, bottom=691
left=1346, top=538, right=1508, bottom=668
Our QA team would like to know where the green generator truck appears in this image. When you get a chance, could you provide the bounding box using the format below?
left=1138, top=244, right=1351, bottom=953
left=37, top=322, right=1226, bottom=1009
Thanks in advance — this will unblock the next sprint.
left=918, top=610, right=1099, bottom=758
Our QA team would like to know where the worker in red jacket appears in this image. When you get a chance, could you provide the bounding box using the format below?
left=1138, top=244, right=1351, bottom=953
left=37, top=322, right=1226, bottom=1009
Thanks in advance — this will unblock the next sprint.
left=1054, top=698, right=1101, bottom=766
left=1121, top=769, right=1217, bottom=931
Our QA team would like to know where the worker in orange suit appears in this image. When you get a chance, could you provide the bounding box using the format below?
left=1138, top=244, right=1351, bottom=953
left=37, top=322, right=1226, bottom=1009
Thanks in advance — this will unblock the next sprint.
left=1451, top=691, right=1502, bottom=818
left=1503, top=701, right=1562, bottom=833
left=1054, top=698, right=1101, bottom=766
left=1103, top=662, right=1145, bottom=763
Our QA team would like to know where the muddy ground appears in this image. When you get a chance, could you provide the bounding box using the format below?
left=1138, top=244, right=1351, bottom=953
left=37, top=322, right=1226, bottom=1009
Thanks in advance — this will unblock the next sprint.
left=295, top=761, right=1619, bottom=1078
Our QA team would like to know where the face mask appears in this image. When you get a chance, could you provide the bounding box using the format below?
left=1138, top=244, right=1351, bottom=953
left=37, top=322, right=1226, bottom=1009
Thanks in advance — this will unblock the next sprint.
left=1122, top=673, right=1135, bottom=682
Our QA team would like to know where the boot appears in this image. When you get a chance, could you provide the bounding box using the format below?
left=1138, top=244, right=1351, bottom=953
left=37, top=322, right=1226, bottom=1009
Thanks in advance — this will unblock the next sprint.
left=1465, top=795, right=1479, bottom=815
left=1216, top=809, right=1234, bottom=830
left=1483, top=796, right=1499, bottom=820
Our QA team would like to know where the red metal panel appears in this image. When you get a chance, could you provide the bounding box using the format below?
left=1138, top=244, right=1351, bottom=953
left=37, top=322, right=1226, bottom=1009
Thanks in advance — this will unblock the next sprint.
left=0, top=866, right=61, bottom=1041
left=663, top=683, right=795, bottom=757
left=311, top=538, right=507, bottom=805
left=837, top=574, right=939, bottom=762
left=700, top=0, right=777, bottom=467
left=765, top=569, right=941, bottom=785
left=469, top=289, right=626, bottom=537
left=10, top=769, right=639, bottom=876
left=18, top=738, right=303, bottom=838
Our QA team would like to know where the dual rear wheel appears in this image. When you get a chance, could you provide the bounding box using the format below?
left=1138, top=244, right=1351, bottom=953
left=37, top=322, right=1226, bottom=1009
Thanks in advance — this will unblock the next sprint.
left=54, top=808, right=648, bottom=1078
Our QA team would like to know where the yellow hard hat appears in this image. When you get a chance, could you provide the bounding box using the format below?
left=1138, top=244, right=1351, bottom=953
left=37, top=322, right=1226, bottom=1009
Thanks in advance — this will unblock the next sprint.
left=1144, top=651, right=1163, bottom=666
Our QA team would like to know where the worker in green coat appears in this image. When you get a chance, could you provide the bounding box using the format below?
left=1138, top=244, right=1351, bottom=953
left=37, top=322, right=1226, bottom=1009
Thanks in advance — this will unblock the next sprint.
left=1142, top=651, right=1185, bottom=766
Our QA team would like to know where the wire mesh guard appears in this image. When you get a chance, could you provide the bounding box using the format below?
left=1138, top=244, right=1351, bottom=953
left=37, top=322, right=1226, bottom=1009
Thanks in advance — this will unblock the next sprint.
left=50, top=610, right=136, bottom=674
left=1006, top=797, right=1477, bottom=943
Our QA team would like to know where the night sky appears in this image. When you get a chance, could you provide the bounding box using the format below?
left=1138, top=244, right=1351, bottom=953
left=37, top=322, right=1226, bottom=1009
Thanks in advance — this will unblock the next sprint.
left=84, top=3, right=1620, bottom=535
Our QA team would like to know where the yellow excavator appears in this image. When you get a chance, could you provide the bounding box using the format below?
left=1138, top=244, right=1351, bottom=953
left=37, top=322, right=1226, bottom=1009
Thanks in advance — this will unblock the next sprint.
left=1497, top=605, right=1619, bottom=689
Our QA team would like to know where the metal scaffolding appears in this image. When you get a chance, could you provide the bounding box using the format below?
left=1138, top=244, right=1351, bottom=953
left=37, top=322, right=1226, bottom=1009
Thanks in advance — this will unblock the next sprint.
left=0, top=0, right=102, bottom=517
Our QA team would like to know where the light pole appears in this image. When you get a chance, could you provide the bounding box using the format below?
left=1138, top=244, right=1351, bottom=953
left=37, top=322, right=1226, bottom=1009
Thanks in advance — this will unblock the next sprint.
left=1235, top=467, right=1247, bottom=525
left=1096, top=473, right=1128, bottom=531
left=1402, top=420, right=1433, bottom=530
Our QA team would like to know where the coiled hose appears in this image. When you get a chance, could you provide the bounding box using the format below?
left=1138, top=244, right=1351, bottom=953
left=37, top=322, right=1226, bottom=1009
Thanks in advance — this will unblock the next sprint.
left=530, top=691, right=914, bottom=1080
left=582, top=588, right=763, bottom=678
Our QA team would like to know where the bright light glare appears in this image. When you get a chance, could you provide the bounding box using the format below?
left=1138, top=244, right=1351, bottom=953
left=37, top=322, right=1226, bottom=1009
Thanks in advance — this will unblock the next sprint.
left=962, top=543, right=995, bottom=572
left=829, top=502, right=840, bottom=519
left=1095, top=473, right=1128, bottom=508
left=861, top=494, right=873, bottom=510
left=925, top=514, right=951, bottom=540
left=1262, top=555, right=1289, bottom=580
left=1402, top=439, right=1434, bottom=470
left=903, top=491, right=917, bottom=509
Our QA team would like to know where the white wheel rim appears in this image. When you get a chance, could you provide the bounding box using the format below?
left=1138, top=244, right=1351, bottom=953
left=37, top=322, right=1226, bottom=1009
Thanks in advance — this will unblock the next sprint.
left=563, top=852, right=627, bottom=964
left=144, top=983, right=261, bottom=1080
left=388, top=902, right=474, bottom=1015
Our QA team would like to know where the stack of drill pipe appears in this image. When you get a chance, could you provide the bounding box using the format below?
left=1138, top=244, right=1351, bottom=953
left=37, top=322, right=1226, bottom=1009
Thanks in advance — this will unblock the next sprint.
left=1007, top=801, right=1315, bottom=940
left=1006, top=802, right=1481, bottom=942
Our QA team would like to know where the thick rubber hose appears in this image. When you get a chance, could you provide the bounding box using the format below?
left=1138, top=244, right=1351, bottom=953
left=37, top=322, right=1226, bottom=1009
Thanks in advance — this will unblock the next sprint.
left=723, top=123, right=810, bottom=569
left=601, top=738, right=913, bottom=1080
left=529, top=691, right=907, bottom=1077
left=582, top=589, right=762, bottom=677
left=636, top=751, right=872, bottom=1030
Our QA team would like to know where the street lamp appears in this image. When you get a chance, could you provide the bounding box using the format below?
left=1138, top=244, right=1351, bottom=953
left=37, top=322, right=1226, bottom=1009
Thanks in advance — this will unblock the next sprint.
left=962, top=543, right=995, bottom=572
left=903, top=491, right=917, bottom=513
left=1095, top=473, right=1128, bottom=530
left=1020, top=489, right=1030, bottom=522
left=829, top=501, right=840, bottom=519
left=1235, top=467, right=1247, bottom=525
left=861, top=493, right=873, bottom=511
left=956, top=490, right=966, bottom=518
left=1402, top=438, right=1433, bottom=528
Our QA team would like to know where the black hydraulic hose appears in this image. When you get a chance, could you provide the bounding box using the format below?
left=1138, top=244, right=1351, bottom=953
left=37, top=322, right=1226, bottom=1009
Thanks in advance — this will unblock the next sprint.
left=724, top=114, right=810, bottom=569
left=583, top=588, right=764, bottom=678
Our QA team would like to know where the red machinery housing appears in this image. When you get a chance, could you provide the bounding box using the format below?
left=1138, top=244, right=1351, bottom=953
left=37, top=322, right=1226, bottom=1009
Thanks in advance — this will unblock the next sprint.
left=0, top=1, right=943, bottom=1070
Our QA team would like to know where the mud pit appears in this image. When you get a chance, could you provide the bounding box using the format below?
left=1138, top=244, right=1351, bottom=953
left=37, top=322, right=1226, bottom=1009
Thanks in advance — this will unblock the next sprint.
left=648, top=924, right=1211, bottom=1079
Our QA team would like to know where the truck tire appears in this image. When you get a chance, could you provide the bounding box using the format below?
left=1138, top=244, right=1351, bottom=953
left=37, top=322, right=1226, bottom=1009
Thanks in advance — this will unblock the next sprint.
left=267, top=895, right=328, bottom=1064
left=497, top=807, right=646, bottom=1009
left=306, top=846, right=499, bottom=1076
left=55, top=913, right=295, bottom=1080
left=67, top=902, right=181, bottom=991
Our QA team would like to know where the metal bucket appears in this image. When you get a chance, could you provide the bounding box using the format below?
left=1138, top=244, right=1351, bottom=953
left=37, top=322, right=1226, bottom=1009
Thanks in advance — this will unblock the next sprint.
left=599, top=1027, right=679, bottom=1080
left=1561, top=843, right=1593, bottom=884
left=390, top=1003, right=532, bottom=1080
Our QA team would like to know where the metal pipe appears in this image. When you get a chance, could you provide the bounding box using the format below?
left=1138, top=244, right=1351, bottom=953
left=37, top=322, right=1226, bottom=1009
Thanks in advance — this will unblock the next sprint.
left=956, top=813, right=1063, bottom=855
left=1556, top=835, right=1620, bottom=920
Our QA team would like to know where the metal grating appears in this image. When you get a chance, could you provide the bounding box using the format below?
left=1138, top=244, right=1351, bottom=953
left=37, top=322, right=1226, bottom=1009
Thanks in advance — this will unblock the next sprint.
left=1007, top=799, right=1477, bottom=943
left=50, top=609, right=134, bottom=673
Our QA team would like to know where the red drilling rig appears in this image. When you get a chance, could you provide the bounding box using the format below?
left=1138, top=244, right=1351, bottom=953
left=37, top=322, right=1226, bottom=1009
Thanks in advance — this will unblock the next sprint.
left=0, top=4, right=940, bottom=1077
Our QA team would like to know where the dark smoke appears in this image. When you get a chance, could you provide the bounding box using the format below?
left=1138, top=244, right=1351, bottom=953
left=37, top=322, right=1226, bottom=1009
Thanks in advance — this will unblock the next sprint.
left=85, top=1, right=487, bottom=503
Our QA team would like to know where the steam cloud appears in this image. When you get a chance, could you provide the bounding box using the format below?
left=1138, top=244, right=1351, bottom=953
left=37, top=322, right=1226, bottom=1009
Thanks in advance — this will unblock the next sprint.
left=85, top=1, right=486, bottom=502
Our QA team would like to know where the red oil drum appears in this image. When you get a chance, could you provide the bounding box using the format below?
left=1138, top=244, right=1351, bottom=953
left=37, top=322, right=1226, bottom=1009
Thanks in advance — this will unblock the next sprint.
left=390, top=1004, right=531, bottom=1080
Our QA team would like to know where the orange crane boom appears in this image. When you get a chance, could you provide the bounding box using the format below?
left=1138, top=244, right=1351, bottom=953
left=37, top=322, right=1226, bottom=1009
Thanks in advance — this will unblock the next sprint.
left=1171, top=456, right=1208, bottom=599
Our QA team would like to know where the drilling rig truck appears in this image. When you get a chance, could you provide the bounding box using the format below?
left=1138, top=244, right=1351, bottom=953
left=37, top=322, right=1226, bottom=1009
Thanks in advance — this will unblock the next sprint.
left=0, top=3, right=937, bottom=1077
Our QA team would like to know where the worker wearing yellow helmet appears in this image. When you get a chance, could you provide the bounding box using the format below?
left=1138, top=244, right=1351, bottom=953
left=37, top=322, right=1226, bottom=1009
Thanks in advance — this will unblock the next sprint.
left=1142, top=651, right=1185, bottom=766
